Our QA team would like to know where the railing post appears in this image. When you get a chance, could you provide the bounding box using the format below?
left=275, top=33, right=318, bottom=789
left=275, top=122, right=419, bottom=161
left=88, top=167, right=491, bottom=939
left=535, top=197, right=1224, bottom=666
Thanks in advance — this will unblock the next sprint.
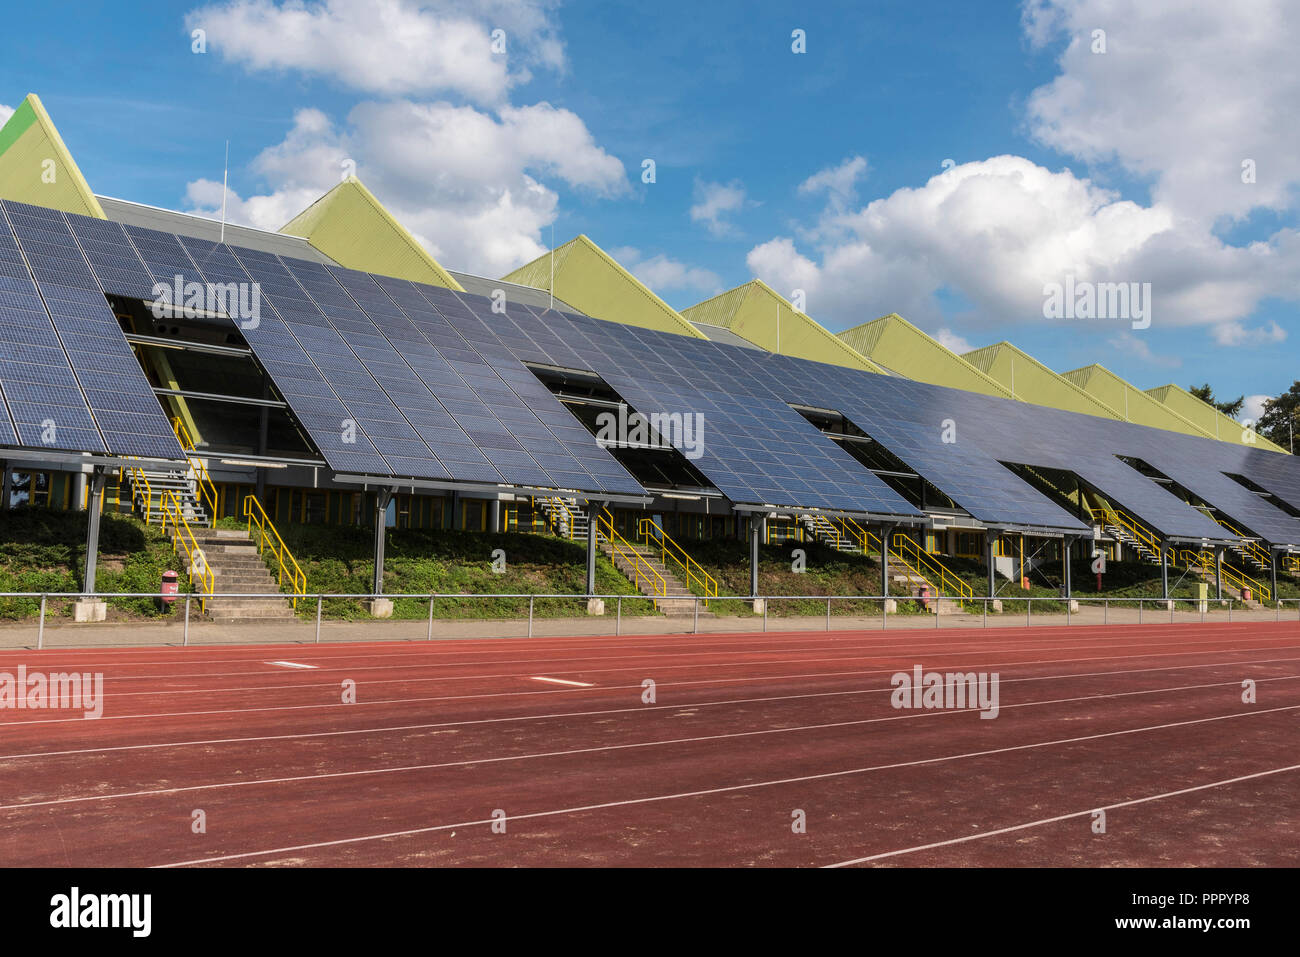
left=528, top=596, right=534, bottom=638
left=427, top=595, right=435, bottom=640
left=183, top=594, right=190, bottom=646
left=37, top=594, right=46, bottom=649
left=616, top=596, right=621, bottom=636
left=983, top=598, right=987, bottom=628
left=1139, top=599, right=1143, bottom=624
left=693, top=597, right=699, bottom=635
left=826, top=597, right=831, bottom=632
left=1027, top=598, right=1031, bottom=628
left=762, top=598, right=768, bottom=632
left=315, top=596, right=322, bottom=643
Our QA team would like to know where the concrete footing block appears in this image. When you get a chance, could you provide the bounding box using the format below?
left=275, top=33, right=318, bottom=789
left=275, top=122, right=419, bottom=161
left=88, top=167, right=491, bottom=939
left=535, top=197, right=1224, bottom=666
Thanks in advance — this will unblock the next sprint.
left=1067, top=600, right=1079, bottom=613
left=990, top=599, right=1003, bottom=613
left=73, top=599, right=107, bottom=623
left=369, top=598, right=394, bottom=619
left=586, top=598, right=605, bottom=616
left=882, top=598, right=897, bottom=614
left=751, top=598, right=766, bottom=615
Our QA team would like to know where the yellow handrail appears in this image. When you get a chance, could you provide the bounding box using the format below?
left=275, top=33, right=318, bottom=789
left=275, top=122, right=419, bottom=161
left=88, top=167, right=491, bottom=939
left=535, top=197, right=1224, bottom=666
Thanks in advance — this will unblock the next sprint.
left=1179, top=549, right=1271, bottom=603
left=637, top=517, right=719, bottom=604
left=124, top=466, right=154, bottom=523
left=171, top=417, right=218, bottom=527
left=889, top=532, right=973, bottom=600
left=596, top=510, right=666, bottom=598
left=1097, top=507, right=1164, bottom=557
left=541, top=497, right=582, bottom=540
left=1210, top=517, right=1273, bottom=568
left=159, top=490, right=214, bottom=613
left=243, top=495, right=308, bottom=607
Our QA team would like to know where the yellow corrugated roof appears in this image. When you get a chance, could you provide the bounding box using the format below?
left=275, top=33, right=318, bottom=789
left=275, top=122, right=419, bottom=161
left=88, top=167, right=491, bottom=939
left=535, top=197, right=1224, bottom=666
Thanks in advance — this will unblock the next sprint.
left=502, top=235, right=705, bottom=338
left=0, top=93, right=104, bottom=218
left=281, top=176, right=463, bottom=290
left=839, top=314, right=1013, bottom=397
left=682, top=280, right=885, bottom=372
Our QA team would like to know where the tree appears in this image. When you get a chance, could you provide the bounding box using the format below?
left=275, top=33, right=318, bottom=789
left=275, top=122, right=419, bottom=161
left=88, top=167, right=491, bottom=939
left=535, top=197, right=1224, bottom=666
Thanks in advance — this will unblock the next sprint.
left=1188, top=383, right=1245, bottom=418
left=1257, top=381, right=1300, bottom=453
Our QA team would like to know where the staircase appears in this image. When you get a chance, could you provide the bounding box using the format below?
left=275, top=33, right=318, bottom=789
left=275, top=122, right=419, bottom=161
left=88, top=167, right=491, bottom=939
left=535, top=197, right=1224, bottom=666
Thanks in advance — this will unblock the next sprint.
left=540, top=497, right=713, bottom=616
left=188, top=527, right=297, bottom=620
left=126, top=467, right=208, bottom=526
left=799, top=514, right=969, bottom=614
left=1097, top=508, right=1164, bottom=564
left=799, top=513, right=857, bottom=551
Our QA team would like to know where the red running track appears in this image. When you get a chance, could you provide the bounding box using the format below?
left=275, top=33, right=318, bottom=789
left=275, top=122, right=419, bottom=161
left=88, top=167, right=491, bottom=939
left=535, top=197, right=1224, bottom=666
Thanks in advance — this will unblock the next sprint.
left=0, top=620, right=1296, bottom=867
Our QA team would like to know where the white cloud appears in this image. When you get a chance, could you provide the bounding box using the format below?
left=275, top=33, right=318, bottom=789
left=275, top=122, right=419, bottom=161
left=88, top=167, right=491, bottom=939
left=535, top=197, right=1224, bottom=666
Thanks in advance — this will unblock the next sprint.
left=1023, top=0, right=1300, bottom=226
left=798, top=156, right=868, bottom=208
left=690, top=179, right=751, bottom=237
left=745, top=1, right=1300, bottom=348
left=610, top=247, right=722, bottom=296
left=1209, top=319, right=1288, bottom=347
left=1106, top=331, right=1181, bottom=369
left=934, top=328, right=974, bottom=354
left=182, top=101, right=628, bottom=277
left=0, top=104, right=13, bottom=127
left=186, top=0, right=564, bottom=104
left=1240, top=394, right=1271, bottom=425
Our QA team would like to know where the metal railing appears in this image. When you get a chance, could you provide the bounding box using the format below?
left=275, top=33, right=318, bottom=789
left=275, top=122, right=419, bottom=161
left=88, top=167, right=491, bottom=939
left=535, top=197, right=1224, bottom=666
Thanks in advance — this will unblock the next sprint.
left=1209, top=517, right=1273, bottom=569
left=243, top=495, right=308, bottom=608
left=171, top=416, right=218, bottom=526
left=1096, top=506, right=1163, bottom=561
left=596, top=509, right=667, bottom=599
left=7, top=590, right=1298, bottom=649
left=637, top=517, right=719, bottom=605
left=159, top=490, right=213, bottom=613
left=122, top=465, right=154, bottom=523
left=1178, top=548, right=1271, bottom=603
left=888, top=531, right=974, bottom=601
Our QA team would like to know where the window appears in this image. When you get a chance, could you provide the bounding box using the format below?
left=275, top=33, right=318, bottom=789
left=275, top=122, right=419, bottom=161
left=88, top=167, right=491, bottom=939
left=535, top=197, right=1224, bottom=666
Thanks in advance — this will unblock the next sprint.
left=8, top=472, right=51, bottom=509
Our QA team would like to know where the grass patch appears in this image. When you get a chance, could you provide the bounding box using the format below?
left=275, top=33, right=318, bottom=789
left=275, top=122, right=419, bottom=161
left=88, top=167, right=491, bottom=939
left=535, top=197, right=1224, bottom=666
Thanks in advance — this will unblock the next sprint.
left=273, top=524, right=657, bottom=620
left=0, top=508, right=189, bottom=621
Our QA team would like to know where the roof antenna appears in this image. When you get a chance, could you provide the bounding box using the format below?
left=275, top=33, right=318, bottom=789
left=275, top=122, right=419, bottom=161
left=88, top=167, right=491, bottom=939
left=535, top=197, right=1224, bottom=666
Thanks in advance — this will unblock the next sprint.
left=219, top=140, right=230, bottom=244
left=549, top=223, right=555, bottom=313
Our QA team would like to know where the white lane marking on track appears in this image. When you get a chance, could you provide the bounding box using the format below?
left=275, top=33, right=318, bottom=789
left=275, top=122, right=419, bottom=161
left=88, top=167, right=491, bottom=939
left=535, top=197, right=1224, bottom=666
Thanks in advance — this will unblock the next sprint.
left=823, top=763, right=1300, bottom=867
left=150, top=704, right=1300, bottom=867
left=529, top=676, right=594, bottom=687
left=1, top=657, right=1295, bottom=762
left=9, top=679, right=1300, bottom=814
left=3, top=646, right=1298, bottom=730
left=265, top=661, right=318, bottom=670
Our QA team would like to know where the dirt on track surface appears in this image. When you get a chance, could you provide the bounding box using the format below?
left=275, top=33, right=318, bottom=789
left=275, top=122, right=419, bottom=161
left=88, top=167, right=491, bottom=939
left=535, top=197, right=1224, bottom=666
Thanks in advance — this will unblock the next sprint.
left=0, top=620, right=1296, bottom=867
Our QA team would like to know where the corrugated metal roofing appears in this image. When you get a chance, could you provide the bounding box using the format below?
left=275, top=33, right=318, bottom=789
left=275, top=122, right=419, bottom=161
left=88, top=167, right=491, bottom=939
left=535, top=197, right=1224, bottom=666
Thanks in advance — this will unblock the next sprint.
left=96, top=195, right=339, bottom=265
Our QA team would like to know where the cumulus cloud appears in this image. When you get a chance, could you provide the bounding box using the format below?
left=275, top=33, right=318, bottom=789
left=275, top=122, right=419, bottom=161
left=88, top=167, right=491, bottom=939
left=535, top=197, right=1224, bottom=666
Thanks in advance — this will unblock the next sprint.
left=182, top=102, right=628, bottom=277
left=610, top=247, right=722, bottom=296
left=1240, top=394, right=1272, bottom=425
left=0, top=104, right=13, bottom=126
left=690, top=179, right=751, bottom=237
left=186, top=0, right=564, bottom=104
left=934, top=328, right=974, bottom=354
left=1023, top=0, right=1300, bottom=226
left=744, top=1, right=1300, bottom=349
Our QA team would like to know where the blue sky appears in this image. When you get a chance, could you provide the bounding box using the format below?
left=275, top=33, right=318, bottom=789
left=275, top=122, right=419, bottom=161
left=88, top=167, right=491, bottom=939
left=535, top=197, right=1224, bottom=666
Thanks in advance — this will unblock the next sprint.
left=2, top=0, right=1297, bottom=416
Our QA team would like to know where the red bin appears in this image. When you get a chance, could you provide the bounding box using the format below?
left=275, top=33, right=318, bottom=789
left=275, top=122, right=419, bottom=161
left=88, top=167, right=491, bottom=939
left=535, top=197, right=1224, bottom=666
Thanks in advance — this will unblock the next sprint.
left=161, top=569, right=179, bottom=605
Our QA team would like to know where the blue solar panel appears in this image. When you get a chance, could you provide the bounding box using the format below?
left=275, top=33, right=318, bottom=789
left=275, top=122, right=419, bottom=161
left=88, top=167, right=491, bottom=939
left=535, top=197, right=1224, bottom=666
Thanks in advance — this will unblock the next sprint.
left=0, top=202, right=185, bottom=461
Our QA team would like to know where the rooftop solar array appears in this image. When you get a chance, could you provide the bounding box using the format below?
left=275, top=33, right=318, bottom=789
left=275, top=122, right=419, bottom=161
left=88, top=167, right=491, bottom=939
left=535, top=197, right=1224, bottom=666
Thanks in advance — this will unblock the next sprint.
left=53, top=209, right=645, bottom=497
left=7, top=197, right=1297, bottom=545
left=471, top=307, right=924, bottom=517
left=0, top=200, right=184, bottom=460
